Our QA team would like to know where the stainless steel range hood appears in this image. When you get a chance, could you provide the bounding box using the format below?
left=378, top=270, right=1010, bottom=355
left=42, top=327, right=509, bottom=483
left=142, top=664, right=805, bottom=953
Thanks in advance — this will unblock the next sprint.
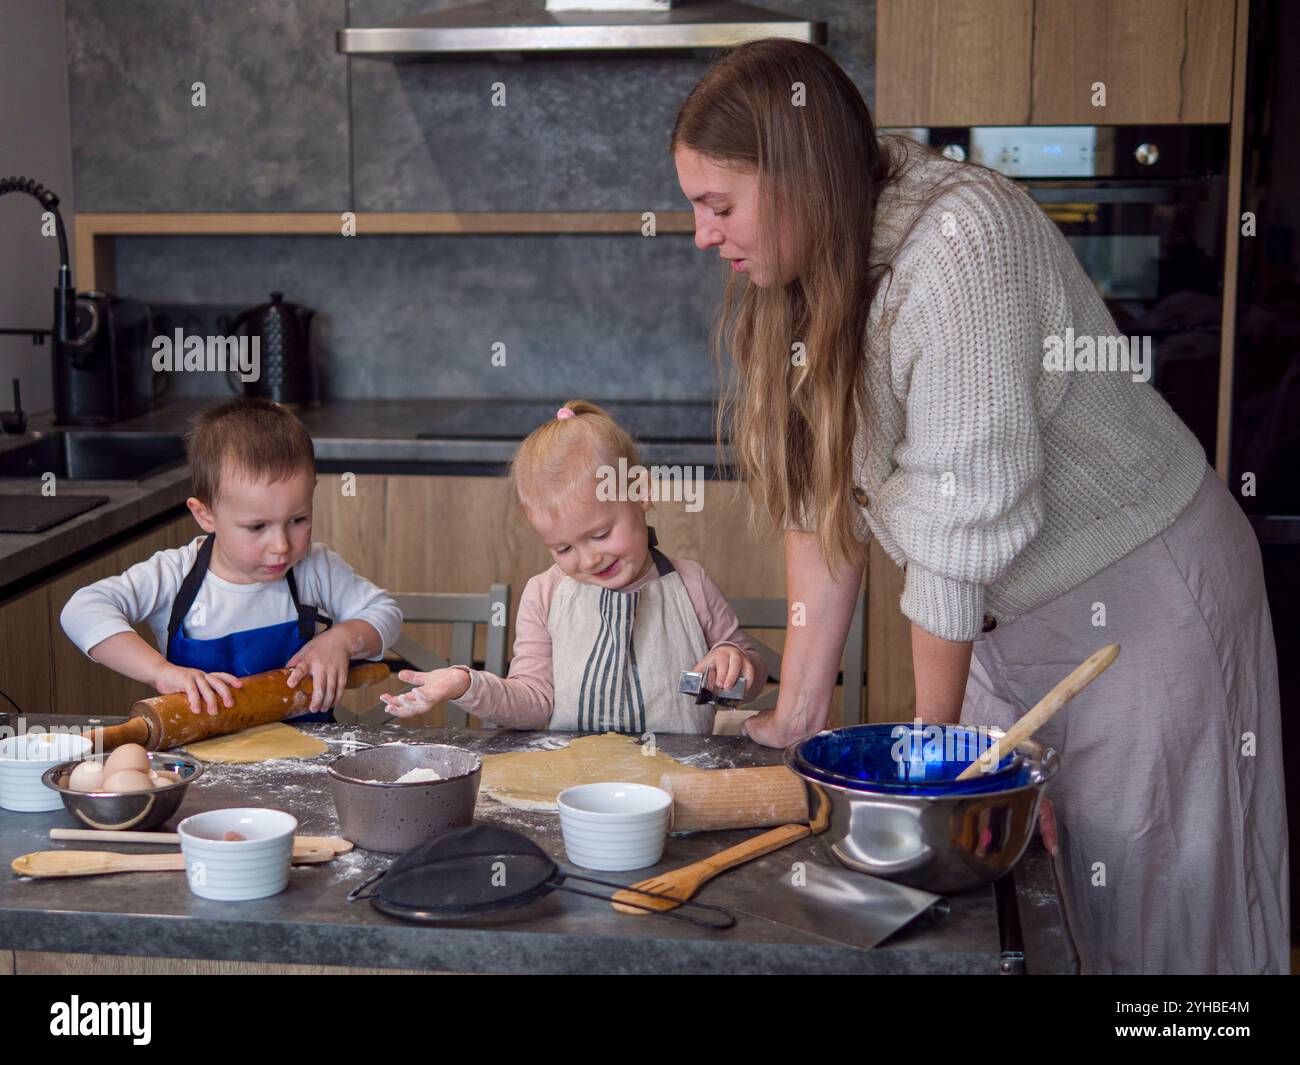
left=337, top=0, right=824, bottom=57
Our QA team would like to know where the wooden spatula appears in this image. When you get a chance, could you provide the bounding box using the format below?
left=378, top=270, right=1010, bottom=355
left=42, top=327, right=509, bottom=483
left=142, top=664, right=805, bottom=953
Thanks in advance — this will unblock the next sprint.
left=611, top=822, right=810, bottom=914
left=13, top=846, right=335, bottom=878
left=49, top=828, right=353, bottom=854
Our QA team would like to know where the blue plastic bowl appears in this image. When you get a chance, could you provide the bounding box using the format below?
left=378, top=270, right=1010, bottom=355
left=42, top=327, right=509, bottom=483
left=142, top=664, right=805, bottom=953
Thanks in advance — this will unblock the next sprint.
left=788, top=723, right=1028, bottom=796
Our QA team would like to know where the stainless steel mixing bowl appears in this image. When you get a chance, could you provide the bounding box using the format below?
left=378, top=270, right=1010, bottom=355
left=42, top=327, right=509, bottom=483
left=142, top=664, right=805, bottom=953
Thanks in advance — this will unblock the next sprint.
left=42, top=751, right=204, bottom=831
left=785, top=727, right=1059, bottom=894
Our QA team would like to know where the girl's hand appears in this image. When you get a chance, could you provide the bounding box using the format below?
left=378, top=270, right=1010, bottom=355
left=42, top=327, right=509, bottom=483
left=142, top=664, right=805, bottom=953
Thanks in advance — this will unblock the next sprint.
left=381, top=668, right=472, bottom=719
left=690, top=645, right=750, bottom=697
left=153, top=664, right=243, bottom=716
left=286, top=630, right=351, bottom=712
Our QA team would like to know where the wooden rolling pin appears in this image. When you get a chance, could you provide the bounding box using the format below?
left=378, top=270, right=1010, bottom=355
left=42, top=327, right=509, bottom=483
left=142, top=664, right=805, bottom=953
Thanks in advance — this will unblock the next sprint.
left=88, top=662, right=390, bottom=753
left=660, top=765, right=809, bottom=832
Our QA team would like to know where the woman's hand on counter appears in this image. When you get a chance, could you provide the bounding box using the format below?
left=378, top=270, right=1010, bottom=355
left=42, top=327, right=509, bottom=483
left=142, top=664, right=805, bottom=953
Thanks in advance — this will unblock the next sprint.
left=741, top=531, right=864, bottom=748
left=742, top=705, right=821, bottom=748
left=381, top=667, right=472, bottom=718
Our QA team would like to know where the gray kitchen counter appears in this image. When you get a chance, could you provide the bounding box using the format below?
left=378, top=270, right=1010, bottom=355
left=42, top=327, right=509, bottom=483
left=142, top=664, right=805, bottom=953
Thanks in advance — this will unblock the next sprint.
left=0, top=718, right=1075, bottom=975
left=0, top=397, right=732, bottom=597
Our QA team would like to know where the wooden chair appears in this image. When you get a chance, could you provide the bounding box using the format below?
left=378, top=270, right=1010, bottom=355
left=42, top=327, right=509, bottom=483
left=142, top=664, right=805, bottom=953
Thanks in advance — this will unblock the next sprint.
left=339, top=585, right=510, bottom=727
left=722, top=588, right=866, bottom=729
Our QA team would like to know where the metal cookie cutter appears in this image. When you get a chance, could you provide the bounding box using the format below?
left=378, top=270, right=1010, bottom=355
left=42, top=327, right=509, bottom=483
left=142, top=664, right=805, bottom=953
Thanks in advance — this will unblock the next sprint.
left=678, top=665, right=747, bottom=708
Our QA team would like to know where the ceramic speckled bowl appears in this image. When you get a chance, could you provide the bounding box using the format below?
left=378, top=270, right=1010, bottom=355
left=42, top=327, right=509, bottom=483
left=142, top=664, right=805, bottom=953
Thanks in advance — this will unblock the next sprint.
left=328, top=743, right=481, bottom=853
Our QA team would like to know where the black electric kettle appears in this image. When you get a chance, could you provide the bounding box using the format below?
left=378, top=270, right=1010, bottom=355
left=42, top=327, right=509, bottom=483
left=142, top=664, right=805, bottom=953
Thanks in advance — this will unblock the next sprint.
left=224, top=291, right=317, bottom=407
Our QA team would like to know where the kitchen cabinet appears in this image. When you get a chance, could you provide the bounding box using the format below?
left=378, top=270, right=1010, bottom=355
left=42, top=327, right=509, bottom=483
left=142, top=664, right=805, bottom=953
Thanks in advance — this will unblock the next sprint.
left=40, top=511, right=198, bottom=717
left=876, top=0, right=1236, bottom=126
left=310, top=474, right=878, bottom=727
left=1030, top=0, right=1234, bottom=123
left=0, top=584, right=53, bottom=720
left=876, top=0, right=1034, bottom=126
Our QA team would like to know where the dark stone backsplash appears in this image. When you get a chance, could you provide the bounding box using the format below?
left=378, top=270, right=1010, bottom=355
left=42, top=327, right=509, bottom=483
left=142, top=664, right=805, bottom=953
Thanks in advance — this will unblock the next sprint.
left=68, top=0, right=874, bottom=401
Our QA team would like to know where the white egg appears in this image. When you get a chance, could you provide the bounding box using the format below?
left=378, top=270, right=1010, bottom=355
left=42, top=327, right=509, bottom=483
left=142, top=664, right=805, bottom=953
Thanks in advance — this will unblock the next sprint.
left=102, top=769, right=153, bottom=793
left=104, top=743, right=150, bottom=776
left=68, top=760, right=107, bottom=792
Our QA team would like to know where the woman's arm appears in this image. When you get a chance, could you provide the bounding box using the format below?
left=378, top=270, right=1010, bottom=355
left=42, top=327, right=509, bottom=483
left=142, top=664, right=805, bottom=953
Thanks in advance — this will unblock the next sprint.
left=743, top=530, right=864, bottom=747
left=910, top=621, right=972, bottom=723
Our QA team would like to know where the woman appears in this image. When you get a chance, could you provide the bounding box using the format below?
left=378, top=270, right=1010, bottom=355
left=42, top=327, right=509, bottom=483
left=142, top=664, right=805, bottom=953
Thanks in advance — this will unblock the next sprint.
left=671, top=39, right=1288, bottom=975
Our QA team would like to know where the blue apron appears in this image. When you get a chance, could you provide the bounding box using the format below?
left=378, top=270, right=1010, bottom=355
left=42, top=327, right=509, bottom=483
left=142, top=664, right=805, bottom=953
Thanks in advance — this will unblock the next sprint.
left=165, top=534, right=336, bottom=722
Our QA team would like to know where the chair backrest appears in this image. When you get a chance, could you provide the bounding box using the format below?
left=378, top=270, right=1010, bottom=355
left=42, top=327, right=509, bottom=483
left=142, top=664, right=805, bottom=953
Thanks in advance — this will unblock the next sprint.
left=388, top=585, right=511, bottom=727
left=729, top=589, right=866, bottom=725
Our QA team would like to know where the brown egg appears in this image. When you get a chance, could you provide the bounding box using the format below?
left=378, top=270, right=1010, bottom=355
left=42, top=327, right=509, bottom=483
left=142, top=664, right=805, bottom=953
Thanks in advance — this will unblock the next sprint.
left=152, top=769, right=182, bottom=784
left=102, top=769, right=154, bottom=793
left=68, top=760, right=107, bottom=793
left=104, top=743, right=150, bottom=776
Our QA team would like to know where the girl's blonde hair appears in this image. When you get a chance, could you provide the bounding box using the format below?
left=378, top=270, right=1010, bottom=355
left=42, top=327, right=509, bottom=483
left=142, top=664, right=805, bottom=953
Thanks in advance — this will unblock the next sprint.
left=510, top=400, right=643, bottom=517
left=670, top=38, right=903, bottom=575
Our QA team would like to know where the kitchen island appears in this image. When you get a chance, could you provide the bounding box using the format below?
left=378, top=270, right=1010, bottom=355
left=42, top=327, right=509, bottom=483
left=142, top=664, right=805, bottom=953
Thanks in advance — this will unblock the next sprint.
left=0, top=717, right=1074, bottom=975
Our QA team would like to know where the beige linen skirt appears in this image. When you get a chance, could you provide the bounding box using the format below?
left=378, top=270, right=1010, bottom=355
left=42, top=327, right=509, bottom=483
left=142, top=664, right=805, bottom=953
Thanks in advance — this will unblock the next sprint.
left=961, top=465, right=1289, bottom=974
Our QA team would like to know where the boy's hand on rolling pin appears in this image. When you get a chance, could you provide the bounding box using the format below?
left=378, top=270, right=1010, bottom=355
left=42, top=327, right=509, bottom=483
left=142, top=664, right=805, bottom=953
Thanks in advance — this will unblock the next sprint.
left=153, top=664, right=244, bottom=717
left=286, top=629, right=352, bottom=712
left=690, top=645, right=750, bottom=699
left=380, top=668, right=471, bottom=718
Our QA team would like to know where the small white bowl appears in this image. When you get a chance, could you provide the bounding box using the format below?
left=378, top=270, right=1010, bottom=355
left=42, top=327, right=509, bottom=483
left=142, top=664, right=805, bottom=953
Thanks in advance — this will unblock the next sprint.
left=0, top=731, right=93, bottom=812
left=176, top=808, right=297, bottom=901
left=556, top=782, right=671, bottom=871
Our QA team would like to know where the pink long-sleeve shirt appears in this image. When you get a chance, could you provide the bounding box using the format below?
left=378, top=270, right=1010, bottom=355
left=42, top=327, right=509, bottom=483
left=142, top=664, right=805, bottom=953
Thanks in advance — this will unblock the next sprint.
left=451, top=556, right=768, bottom=730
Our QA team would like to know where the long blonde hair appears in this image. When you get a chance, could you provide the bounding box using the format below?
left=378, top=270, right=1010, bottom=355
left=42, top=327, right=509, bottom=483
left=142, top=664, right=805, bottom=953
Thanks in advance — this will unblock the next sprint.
left=671, top=39, right=902, bottom=574
left=509, top=399, right=643, bottom=518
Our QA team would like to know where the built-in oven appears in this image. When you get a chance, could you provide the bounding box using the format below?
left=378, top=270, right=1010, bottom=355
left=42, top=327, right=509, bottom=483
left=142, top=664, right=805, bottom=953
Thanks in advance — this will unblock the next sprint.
left=884, top=125, right=1230, bottom=465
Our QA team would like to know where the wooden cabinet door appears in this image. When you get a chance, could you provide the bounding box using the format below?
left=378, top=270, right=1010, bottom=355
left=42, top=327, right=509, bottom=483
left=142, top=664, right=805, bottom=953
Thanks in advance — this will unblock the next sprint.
left=47, top=512, right=195, bottom=716
left=875, top=0, right=1033, bottom=126
left=1030, top=0, right=1235, bottom=123
left=0, top=585, right=53, bottom=718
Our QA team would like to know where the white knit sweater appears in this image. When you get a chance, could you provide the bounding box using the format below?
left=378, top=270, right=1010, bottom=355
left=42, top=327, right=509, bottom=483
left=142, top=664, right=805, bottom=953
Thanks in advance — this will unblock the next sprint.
left=836, top=135, right=1207, bottom=641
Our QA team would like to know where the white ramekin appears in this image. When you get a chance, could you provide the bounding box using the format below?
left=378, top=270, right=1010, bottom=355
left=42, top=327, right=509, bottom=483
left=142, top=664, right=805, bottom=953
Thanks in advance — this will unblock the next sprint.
left=0, top=731, right=93, bottom=812
left=556, top=782, right=672, bottom=871
left=176, top=807, right=297, bottom=900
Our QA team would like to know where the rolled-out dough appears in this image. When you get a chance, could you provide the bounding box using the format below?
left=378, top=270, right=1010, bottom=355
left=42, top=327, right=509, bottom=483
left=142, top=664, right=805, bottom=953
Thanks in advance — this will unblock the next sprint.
left=183, top=722, right=328, bottom=764
left=479, top=732, right=700, bottom=811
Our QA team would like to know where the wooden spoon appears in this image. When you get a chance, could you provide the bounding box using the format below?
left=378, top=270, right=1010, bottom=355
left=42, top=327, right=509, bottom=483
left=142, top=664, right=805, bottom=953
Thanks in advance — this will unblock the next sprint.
left=49, top=828, right=353, bottom=854
left=13, top=846, right=335, bottom=878
left=611, top=784, right=832, bottom=915
left=955, top=642, right=1120, bottom=782
left=611, top=823, right=809, bottom=914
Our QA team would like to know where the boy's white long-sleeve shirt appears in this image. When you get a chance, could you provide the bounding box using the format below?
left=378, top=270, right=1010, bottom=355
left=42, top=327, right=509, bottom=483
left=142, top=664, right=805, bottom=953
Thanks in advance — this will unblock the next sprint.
left=60, top=536, right=403, bottom=662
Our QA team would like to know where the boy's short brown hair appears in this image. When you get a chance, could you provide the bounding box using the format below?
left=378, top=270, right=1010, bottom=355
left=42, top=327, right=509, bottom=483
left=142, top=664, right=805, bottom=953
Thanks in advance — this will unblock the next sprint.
left=186, top=398, right=316, bottom=504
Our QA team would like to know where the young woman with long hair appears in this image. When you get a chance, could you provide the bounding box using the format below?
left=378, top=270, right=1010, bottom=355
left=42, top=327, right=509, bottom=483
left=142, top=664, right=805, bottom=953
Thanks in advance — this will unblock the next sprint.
left=670, top=38, right=1287, bottom=975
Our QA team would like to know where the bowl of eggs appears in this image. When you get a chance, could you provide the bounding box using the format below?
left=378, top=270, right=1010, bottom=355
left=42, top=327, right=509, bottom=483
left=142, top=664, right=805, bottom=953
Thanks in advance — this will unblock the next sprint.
left=41, top=743, right=203, bottom=831
left=0, top=730, right=94, bottom=812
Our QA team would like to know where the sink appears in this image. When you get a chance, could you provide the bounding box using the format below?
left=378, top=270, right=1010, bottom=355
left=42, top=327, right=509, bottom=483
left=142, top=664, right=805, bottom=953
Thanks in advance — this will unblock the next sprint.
left=0, top=432, right=187, bottom=481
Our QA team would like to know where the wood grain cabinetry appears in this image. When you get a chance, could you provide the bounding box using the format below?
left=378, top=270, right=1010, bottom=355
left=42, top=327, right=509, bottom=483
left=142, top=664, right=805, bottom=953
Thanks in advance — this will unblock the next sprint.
left=876, top=0, right=1236, bottom=126
left=876, top=0, right=1033, bottom=125
left=0, top=510, right=198, bottom=717
left=311, top=474, right=886, bottom=727
left=2, top=480, right=906, bottom=727
left=0, top=584, right=53, bottom=720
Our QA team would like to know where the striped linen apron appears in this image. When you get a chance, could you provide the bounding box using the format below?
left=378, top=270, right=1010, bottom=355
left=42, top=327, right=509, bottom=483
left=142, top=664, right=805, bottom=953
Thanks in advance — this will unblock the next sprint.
left=547, top=537, right=713, bottom=735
